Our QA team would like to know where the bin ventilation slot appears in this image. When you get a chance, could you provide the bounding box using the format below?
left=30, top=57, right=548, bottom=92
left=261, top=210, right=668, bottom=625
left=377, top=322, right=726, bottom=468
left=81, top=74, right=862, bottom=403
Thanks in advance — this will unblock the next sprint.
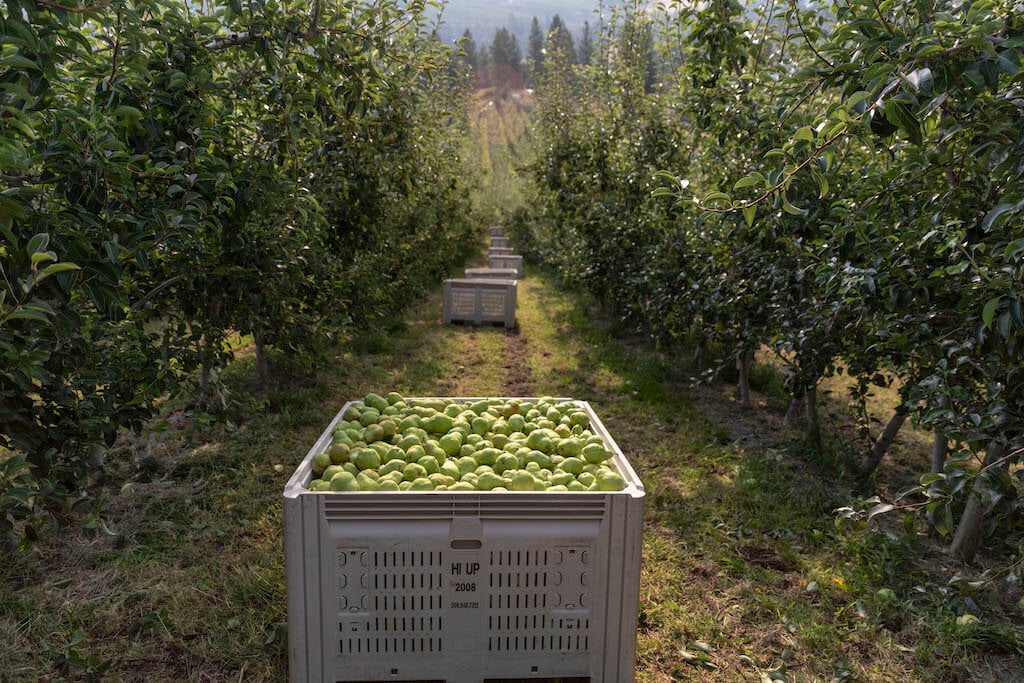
left=484, top=548, right=593, bottom=654
left=451, top=290, right=476, bottom=316
left=337, top=548, right=445, bottom=657
left=487, top=610, right=593, bottom=655
left=481, top=292, right=507, bottom=317
left=487, top=632, right=590, bottom=652
left=324, top=499, right=607, bottom=521
left=340, top=636, right=442, bottom=655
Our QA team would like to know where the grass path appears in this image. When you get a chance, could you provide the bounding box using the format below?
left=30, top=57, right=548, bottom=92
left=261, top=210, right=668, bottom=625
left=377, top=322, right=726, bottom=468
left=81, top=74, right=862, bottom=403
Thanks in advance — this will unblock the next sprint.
left=1, top=261, right=1021, bottom=682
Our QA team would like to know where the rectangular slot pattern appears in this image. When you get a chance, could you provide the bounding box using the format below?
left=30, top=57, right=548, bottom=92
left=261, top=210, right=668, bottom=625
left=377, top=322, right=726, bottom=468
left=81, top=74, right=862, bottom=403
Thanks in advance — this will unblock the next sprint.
left=451, top=289, right=476, bottom=316
left=442, top=279, right=517, bottom=328
left=339, top=636, right=442, bottom=655
left=485, top=549, right=592, bottom=654
left=481, top=291, right=507, bottom=317
left=337, top=550, right=445, bottom=657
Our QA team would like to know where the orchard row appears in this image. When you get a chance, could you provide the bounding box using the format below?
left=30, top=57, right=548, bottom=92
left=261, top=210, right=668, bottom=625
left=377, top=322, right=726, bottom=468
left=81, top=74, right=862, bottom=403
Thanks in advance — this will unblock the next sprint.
left=513, top=1, right=1023, bottom=562
left=0, top=0, right=475, bottom=538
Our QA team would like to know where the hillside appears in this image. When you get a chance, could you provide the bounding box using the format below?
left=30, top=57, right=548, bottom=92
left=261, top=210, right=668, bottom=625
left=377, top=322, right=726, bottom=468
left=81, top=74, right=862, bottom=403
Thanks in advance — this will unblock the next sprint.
left=435, top=0, right=606, bottom=46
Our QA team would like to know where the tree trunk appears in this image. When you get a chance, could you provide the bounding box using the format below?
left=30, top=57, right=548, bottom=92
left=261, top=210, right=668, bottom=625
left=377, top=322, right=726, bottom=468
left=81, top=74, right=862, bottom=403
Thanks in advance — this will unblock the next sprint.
left=926, top=432, right=949, bottom=528
left=200, top=297, right=223, bottom=391
left=254, top=335, right=269, bottom=385
left=804, top=385, right=820, bottom=447
left=694, top=339, right=707, bottom=373
left=949, top=442, right=1004, bottom=564
left=926, top=396, right=950, bottom=528
left=859, top=407, right=908, bottom=476
left=784, top=391, right=804, bottom=428
left=737, top=350, right=753, bottom=409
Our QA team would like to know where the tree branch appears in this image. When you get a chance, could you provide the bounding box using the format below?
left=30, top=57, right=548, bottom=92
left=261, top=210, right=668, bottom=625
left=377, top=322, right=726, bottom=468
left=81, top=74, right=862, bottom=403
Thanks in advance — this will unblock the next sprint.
left=131, top=274, right=185, bottom=311
left=793, top=6, right=833, bottom=68
left=34, top=0, right=110, bottom=13
left=207, top=0, right=321, bottom=50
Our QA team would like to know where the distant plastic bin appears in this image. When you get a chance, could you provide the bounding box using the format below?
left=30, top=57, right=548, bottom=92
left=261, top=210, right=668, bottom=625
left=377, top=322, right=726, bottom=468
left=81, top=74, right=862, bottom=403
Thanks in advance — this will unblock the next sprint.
left=488, top=225, right=504, bottom=237
left=465, top=267, right=518, bottom=280
left=442, top=278, right=517, bottom=328
left=489, top=247, right=515, bottom=257
left=283, top=397, right=645, bottom=683
left=488, top=254, right=523, bottom=278
left=490, top=236, right=510, bottom=249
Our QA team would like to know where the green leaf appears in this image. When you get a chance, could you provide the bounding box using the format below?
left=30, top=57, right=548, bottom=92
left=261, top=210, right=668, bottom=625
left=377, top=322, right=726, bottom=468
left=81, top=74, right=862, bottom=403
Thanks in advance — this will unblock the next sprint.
left=867, top=502, right=894, bottom=523
left=982, top=297, right=1000, bottom=329
left=815, top=172, right=829, bottom=198
left=982, top=203, right=1019, bottom=232
left=702, top=191, right=732, bottom=204
left=112, top=105, right=144, bottom=126
left=793, top=126, right=814, bottom=143
left=914, top=43, right=944, bottom=58
left=885, top=100, right=922, bottom=145
left=781, top=193, right=807, bottom=217
left=933, top=503, right=953, bottom=536
left=30, top=250, right=56, bottom=266
left=743, top=205, right=756, bottom=228
left=846, top=90, right=872, bottom=112
left=26, top=233, right=49, bottom=255
left=945, top=261, right=969, bottom=275
left=6, top=306, right=51, bottom=322
left=733, top=176, right=762, bottom=191
left=1007, top=238, right=1024, bottom=261
left=0, top=53, right=40, bottom=71
left=997, top=55, right=1020, bottom=75
left=906, top=67, right=934, bottom=94
left=35, top=262, right=81, bottom=284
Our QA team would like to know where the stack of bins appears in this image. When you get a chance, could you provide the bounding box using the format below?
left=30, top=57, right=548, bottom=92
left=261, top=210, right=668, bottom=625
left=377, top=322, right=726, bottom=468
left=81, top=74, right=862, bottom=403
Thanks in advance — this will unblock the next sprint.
left=443, top=225, right=520, bottom=328
left=486, top=226, right=523, bottom=277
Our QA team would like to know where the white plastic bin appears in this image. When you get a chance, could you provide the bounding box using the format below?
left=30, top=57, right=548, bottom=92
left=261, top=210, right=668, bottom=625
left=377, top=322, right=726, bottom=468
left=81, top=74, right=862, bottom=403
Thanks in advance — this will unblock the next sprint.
left=488, top=225, right=504, bottom=238
left=442, top=279, right=517, bottom=328
left=464, top=267, right=518, bottom=280
left=487, top=255, right=523, bottom=278
left=489, top=247, right=515, bottom=257
left=283, top=398, right=645, bottom=683
left=490, top=236, right=510, bottom=249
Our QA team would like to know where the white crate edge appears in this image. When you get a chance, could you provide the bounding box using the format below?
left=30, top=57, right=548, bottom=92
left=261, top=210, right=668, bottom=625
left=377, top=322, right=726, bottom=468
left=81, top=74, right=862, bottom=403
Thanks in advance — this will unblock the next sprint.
left=464, top=267, right=518, bottom=280
left=283, top=398, right=645, bottom=683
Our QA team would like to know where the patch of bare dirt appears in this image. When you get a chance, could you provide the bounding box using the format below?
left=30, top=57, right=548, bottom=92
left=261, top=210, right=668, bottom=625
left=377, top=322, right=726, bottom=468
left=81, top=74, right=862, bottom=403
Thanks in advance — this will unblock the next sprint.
left=501, top=330, right=534, bottom=396
left=692, top=382, right=790, bottom=448
left=449, top=330, right=484, bottom=396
